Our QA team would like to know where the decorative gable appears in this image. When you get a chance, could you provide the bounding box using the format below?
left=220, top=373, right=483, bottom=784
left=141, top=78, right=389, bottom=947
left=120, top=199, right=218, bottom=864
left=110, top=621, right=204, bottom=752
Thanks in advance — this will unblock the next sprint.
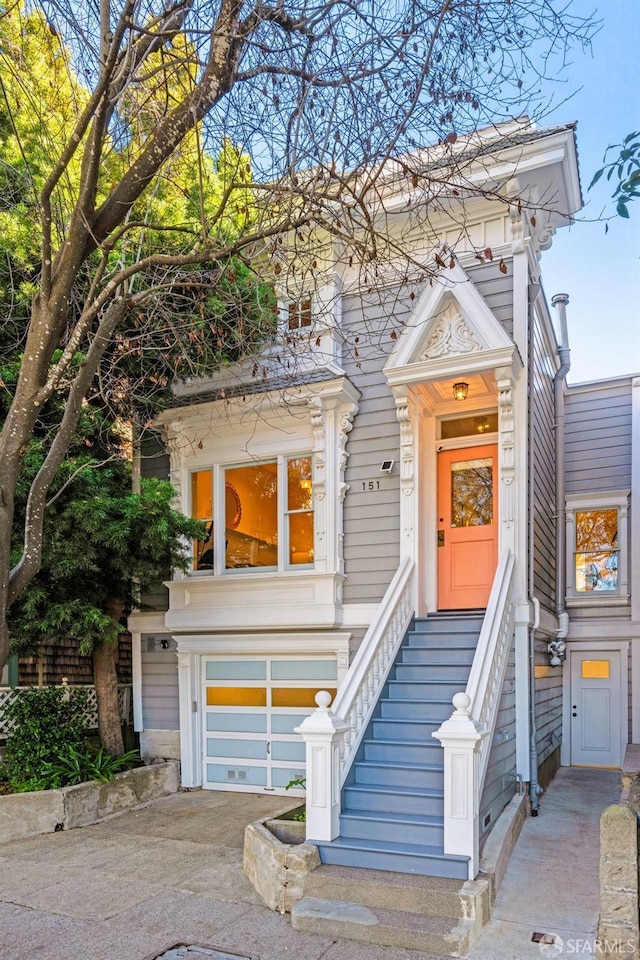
left=419, top=302, right=483, bottom=360
left=384, top=258, right=517, bottom=388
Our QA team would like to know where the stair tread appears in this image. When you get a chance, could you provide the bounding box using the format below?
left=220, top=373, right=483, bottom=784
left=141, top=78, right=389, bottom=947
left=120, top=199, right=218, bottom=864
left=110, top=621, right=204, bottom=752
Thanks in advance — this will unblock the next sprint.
left=389, top=679, right=465, bottom=685
left=346, top=782, right=443, bottom=798
left=380, top=696, right=456, bottom=704
left=364, top=737, right=441, bottom=747
left=315, top=835, right=468, bottom=862
left=341, top=810, right=444, bottom=827
left=373, top=717, right=442, bottom=728
left=355, top=758, right=443, bottom=771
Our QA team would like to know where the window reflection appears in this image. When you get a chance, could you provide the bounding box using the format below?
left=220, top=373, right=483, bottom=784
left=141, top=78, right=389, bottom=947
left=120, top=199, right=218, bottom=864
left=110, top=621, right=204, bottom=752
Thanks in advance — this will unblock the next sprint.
left=450, top=458, right=493, bottom=527
left=192, top=470, right=213, bottom=570
left=191, top=456, right=314, bottom=572
left=225, top=462, right=278, bottom=569
left=575, top=509, right=619, bottom=592
left=287, top=457, right=314, bottom=565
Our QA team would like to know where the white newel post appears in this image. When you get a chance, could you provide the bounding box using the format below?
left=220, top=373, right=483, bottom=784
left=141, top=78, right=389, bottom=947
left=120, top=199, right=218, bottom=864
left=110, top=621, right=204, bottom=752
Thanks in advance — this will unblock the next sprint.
left=433, top=692, right=483, bottom=879
left=296, top=691, right=348, bottom=842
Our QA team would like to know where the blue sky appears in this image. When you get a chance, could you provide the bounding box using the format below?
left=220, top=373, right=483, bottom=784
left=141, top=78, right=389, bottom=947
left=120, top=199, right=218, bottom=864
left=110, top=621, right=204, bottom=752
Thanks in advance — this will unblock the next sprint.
left=538, top=0, right=640, bottom=383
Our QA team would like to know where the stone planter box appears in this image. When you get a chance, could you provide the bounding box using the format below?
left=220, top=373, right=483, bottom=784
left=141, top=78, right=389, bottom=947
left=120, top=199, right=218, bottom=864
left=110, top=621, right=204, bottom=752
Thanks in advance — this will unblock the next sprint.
left=244, top=816, right=320, bottom=914
left=264, top=804, right=306, bottom=845
left=0, top=760, right=179, bottom=844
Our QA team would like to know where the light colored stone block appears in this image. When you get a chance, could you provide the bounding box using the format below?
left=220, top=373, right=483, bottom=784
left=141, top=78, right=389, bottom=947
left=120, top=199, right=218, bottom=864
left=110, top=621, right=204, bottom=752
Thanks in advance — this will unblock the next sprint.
left=0, top=790, right=65, bottom=843
left=600, top=893, right=639, bottom=927
left=243, top=820, right=320, bottom=914
left=63, top=781, right=101, bottom=829
left=600, top=805, right=638, bottom=858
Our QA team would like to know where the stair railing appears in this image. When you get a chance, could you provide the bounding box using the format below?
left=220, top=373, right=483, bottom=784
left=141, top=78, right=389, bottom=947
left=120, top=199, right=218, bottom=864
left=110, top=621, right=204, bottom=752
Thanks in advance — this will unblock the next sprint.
left=432, top=548, right=515, bottom=879
left=296, top=556, right=415, bottom=842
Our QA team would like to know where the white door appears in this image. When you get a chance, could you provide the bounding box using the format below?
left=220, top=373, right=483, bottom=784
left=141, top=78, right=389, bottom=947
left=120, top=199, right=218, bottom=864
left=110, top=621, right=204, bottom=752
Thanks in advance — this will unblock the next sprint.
left=570, top=651, right=622, bottom=768
left=201, top=656, right=337, bottom=795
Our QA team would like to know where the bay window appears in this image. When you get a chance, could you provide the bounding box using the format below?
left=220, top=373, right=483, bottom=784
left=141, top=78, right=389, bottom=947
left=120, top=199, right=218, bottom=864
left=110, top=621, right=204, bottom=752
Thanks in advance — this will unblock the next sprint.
left=191, top=456, right=314, bottom=573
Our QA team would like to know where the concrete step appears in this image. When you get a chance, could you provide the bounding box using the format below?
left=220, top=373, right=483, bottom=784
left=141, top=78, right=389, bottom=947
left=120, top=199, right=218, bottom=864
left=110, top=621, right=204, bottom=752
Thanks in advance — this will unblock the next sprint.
left=354, top=759, right=443, bottom=790
left=363, top=737, right=442, bottom=764
left=310, top=836, right=469, bottom=879
left=379, top=697, right=453, bottom=720
left=395, top=662, right=471, bottom=682
left=344, top=783, right=444, bottom=817
left=302, top=862, right=490, bottom=921
left=340, top=809, right=444, bottom=847
left=291, top=896, right=475, bottom=954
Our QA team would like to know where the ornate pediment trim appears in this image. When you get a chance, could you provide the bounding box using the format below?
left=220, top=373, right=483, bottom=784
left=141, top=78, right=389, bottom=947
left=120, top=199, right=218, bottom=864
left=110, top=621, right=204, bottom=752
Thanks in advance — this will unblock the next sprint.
left=419, top=302, right=483, bottom=360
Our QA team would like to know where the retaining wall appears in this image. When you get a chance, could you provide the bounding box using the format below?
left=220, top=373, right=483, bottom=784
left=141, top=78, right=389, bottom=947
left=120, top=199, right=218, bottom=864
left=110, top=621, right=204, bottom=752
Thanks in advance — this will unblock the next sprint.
left=0, top=760, right=179, bottom=843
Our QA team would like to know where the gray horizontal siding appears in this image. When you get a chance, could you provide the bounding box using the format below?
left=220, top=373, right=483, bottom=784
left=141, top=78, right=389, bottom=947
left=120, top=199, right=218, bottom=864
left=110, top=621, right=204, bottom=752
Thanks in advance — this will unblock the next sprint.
left=531, top=314, right=557, bottom=612
left=142, top=644, right=179, bottom=731
left=479, top=639, right=517, bottom=841
left=565, top=382, right=633, bottom=494
left=534, top=637, right=563, bottom=767
left=466, top=261, right=514, bottom=338
left=342, top=289, right=404, bottom=605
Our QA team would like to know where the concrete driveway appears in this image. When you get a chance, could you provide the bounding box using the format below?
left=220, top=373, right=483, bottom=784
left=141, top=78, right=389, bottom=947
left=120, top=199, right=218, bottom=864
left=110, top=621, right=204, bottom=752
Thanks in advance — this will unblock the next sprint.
left=0, top=789, right=446, bottom=960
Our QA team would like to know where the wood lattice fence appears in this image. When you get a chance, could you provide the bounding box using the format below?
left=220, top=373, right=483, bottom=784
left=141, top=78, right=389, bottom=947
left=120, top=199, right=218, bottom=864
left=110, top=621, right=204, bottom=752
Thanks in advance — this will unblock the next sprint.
left=0, top=685, right=133, bottom=738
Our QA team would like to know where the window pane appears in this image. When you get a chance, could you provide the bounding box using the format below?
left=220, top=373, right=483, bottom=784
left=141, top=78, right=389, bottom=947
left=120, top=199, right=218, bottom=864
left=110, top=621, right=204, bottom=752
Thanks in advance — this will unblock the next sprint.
left=289, top=512, right=314, bottom=565
left=288, top=297, right=312, bottom=330
left=191, top=470, right=213, bottom=570
left=441, top=414, right=498, bottom=439
left=581, top=660, right=610, bottom=680
left=225, top=462, right=278, bottom=569
left=576, top=510, right=618, bottom=551
left=451, top=458, right=493, bottom=527
left=575, top=551, right=619, bottom=592
left=575, top=509, right=619, bottom=592
left=287, top=456, right=313, bottom=511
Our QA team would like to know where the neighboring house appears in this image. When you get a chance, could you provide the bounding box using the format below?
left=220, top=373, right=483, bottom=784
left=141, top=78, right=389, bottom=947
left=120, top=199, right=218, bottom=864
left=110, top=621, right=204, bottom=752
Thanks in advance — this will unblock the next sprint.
left=0, top=637, right=132, bottom=688
left=128, top=119, right=639, bottom=882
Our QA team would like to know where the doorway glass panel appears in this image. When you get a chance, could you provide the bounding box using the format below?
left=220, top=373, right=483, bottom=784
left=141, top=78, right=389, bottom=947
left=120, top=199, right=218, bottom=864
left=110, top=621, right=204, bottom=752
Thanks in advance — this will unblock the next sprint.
left=450, top=458, right=493, bottom=527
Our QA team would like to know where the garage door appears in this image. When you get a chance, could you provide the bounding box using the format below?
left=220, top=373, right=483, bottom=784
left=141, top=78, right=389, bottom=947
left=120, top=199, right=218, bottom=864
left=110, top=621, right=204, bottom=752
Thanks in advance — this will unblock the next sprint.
left=202, top=657, right=338, bottom=795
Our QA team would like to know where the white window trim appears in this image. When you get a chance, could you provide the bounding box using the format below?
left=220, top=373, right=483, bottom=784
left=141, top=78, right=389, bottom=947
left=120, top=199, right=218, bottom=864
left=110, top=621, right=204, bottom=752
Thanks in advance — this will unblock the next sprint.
left=565, top=490, right=630, bottom=607
left=190, top=454, right=314, bottom=576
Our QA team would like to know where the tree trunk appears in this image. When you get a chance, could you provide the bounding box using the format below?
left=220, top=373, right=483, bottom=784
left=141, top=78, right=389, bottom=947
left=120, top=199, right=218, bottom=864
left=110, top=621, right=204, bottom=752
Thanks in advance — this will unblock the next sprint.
left=93, top=598, right=125, bottom=755
left=93, top=641, right=124, bottom=755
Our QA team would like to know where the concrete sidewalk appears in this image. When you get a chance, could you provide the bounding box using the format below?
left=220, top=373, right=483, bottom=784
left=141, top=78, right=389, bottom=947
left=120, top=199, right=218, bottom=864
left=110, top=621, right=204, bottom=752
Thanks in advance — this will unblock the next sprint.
left=466, top=767, right=621, bottom=960
left=0, top=768, right=620, bottom=960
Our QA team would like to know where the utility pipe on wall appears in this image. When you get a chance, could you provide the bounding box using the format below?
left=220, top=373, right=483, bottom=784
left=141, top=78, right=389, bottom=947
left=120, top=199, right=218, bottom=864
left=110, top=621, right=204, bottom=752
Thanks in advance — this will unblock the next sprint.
left=552, top=293, right=571, bottom=650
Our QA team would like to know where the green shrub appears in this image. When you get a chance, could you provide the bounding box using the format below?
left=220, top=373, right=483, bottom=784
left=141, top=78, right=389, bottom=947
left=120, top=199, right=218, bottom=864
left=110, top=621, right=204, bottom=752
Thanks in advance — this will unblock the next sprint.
left=0, top=686, right=89, bottom=792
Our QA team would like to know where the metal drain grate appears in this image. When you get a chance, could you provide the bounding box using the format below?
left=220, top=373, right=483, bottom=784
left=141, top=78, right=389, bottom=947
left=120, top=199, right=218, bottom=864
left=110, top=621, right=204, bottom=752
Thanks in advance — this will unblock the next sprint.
left=531, top=933, right=557, bottom=945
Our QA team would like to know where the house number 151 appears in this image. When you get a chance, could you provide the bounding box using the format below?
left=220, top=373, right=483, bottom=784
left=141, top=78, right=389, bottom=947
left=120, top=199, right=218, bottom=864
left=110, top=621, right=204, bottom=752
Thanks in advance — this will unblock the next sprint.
left=362, top=480, right=381, bottom=491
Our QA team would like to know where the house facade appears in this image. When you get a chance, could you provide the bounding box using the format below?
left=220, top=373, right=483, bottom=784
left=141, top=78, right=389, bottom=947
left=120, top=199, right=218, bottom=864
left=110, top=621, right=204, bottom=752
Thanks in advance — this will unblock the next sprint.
left=128, top=120, right=639, bottom=881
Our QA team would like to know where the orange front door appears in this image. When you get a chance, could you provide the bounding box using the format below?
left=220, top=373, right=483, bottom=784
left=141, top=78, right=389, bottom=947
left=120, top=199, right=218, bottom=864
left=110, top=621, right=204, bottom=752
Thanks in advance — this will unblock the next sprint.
left=437, top=445, right=498, bottom=610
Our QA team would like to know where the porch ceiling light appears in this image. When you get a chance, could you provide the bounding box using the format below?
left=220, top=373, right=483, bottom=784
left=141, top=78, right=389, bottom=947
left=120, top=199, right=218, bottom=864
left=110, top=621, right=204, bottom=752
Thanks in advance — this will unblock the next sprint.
left=452, top=381, right=469, bottom=401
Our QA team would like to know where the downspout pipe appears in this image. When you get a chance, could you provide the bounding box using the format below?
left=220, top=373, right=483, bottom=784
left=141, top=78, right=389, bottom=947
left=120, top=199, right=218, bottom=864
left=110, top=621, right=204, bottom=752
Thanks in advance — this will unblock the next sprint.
left=527, top=283, right=542, bottom=814
left=552, top=293, right=571, bottom=644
